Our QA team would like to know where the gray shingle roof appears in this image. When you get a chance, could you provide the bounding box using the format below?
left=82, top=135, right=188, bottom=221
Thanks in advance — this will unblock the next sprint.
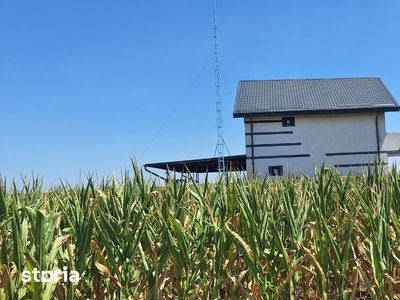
left=233, top=77, right=400, bottom=117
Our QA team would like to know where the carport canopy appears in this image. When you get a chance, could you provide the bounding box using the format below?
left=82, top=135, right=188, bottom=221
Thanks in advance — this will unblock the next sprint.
left=144, top=154, right=246, bottom=174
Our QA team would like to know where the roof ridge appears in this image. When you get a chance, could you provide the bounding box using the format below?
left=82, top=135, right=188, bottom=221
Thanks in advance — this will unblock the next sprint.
left=238, top=77, right=380, bottom=82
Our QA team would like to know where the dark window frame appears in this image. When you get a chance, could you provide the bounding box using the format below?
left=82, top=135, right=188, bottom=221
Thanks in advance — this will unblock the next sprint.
left=282, top=117, right=295, bottom=127
left=269, top=165, right=283, bottom=176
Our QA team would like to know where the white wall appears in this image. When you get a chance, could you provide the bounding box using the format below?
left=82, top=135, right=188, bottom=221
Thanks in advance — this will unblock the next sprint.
left=244, top=112, right=387, bottom=177
left=389, top=157, right=400, bottom=170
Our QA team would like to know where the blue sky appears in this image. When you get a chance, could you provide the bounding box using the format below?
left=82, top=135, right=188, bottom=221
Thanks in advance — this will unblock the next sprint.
left=1, top=1, right=399, bottom=186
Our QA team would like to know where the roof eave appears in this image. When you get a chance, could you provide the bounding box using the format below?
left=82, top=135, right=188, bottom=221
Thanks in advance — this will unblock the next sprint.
left=233, top=106, right=400, bottom=118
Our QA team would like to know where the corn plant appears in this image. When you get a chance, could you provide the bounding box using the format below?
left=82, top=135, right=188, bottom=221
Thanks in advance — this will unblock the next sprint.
left=1, top=163, right=400, bottom=299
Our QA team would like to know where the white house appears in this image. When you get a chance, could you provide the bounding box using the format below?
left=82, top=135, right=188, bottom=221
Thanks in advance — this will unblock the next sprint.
left=233, top=77, right=400, bottom=177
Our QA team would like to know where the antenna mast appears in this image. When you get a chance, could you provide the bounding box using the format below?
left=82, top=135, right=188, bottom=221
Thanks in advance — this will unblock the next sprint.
left=213, top=0, right=225, bottom=174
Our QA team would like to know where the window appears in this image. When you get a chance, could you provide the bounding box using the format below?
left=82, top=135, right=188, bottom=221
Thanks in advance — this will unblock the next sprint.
left=269, top=165, right=283, bottom=176
left=282, top=117, right=295, bottom=127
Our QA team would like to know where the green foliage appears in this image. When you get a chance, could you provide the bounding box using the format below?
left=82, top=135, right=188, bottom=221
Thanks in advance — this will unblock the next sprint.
left=0, top=164, right=400, bottom=299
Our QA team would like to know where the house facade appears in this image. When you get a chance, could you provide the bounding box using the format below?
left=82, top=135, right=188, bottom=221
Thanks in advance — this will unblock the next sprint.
left=233, top=77, right=400, bottom=177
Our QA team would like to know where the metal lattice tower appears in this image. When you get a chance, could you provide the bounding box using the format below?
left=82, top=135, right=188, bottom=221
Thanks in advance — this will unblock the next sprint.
left=213, top=0, right=225, bottom=173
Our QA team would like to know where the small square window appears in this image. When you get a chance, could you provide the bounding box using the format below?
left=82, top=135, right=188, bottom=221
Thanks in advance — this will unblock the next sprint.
left=269, top=165, right=283, bottom=176
left=282, top=117, right=295, bottom=127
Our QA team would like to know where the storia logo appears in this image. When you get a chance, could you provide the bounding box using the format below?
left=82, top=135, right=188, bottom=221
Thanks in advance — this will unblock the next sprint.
left=22, top=267, right=80, bottom=283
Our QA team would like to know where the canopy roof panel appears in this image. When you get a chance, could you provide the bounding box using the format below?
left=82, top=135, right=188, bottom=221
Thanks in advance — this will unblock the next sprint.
left=144, top=154, right=246, bottom=173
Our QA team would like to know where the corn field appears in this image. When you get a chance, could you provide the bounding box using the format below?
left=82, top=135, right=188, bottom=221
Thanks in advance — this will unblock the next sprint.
left=1, top=163, right=400, bottom=299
